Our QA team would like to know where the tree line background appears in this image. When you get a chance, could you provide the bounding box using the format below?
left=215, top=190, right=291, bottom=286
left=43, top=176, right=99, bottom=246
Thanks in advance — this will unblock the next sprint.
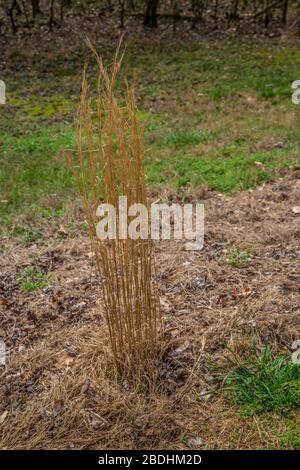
left=0, top=0, right=300, bottom=35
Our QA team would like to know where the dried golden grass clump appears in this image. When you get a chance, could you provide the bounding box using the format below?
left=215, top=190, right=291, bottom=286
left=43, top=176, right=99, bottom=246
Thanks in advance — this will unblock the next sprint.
left=67, top=44, right=161, bottom=385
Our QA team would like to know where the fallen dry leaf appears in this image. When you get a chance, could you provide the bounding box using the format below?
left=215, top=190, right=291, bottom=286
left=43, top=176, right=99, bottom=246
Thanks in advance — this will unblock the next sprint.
left=79, top=409, right=107, bottom=429
left=56, top=352, right=75, bottom=370
left=188, top=436, right=203, bottom=448
left=0, top=410, right=8, bottom=424
left=81, top=379, right=90, bottom=394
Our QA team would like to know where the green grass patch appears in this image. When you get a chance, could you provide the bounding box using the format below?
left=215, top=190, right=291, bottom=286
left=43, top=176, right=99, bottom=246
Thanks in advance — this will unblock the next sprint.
left=0, top=126, right=75, bottom=224
left=22, top=228, right=43, bottom=245
left=219, top=246, right=252, bottom=269
left=146, top=146, right=297, bottom=191
left=223, top=346, right=300, bottom=416
left=278, top=429, right=300, bottom=450
left=163, top=130, right=214, bottom=148
left=19, top=266, right=50, bottom=292
left=6, top=226, right=43, bottom=245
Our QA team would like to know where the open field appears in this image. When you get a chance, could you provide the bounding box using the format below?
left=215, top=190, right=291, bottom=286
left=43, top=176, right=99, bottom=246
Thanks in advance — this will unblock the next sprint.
left=0, top=27, right=300, bottom=450
left=1, top=37, right=300, bottom=225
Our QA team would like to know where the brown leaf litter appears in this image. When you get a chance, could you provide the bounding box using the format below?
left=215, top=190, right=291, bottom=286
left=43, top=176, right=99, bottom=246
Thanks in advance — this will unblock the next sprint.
left=0, top=169, right=299, bottom=449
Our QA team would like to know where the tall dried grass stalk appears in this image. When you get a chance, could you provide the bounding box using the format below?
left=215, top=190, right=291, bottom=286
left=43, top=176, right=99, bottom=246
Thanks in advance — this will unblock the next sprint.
left=67, top=43, right=161, bottom=385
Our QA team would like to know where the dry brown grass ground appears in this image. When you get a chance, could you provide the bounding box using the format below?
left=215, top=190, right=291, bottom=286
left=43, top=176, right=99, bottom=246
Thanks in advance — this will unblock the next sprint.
left=0, top=168, right=299, bottom=449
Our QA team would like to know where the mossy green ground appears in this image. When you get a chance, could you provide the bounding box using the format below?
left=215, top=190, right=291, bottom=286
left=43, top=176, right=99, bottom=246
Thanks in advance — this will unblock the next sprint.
left=1, top=39, right=299, bottom=227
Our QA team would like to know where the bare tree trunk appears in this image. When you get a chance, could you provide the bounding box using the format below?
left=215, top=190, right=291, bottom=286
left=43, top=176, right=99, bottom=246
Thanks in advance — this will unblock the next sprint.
left=265, top=0, right=271, bottom=28
left=228, top=0, right=239, bottom=23
left=20, top=0, right=30, bottom=27
left=144, top=0, right=159, bottom=28
left=118, top=0, right=126, bottom=29
left=60, top=0, right=71, bottom=22
left=214, top=0, right=219, bottom=24
left=15, top=0, right=21, bottom=15
left=128, top=0, right=135, bottom=10
left=31, top=0, right=40, bottom=18
left=281, top=0, right=289, bottom=25
left=191, top=0, right=206, bottom=29
left=297, top=1, right=300, bottom=36
left=7, top=0, right=18, bottom=33
left=172, top=0, right=181, bottom=32
left=105, top=0, right=114, bottom=12
left=60, top=0, right=64, bottom=22
left=49, top=0, right=55, bottom=31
